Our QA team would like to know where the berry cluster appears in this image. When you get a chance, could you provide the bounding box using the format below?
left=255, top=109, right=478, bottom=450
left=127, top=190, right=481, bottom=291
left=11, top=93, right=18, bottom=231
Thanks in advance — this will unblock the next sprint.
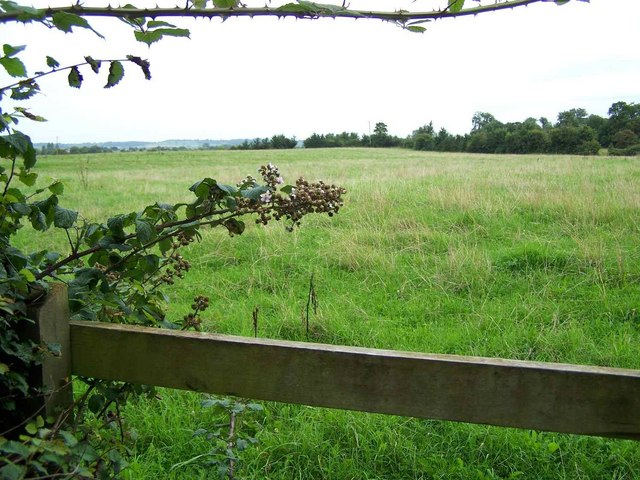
left=182, top=295, right=210, bottom=331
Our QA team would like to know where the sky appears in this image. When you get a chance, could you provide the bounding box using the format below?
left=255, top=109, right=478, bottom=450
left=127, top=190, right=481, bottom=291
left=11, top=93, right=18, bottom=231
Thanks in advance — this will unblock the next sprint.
left=2, top=0, right=640, bottom=143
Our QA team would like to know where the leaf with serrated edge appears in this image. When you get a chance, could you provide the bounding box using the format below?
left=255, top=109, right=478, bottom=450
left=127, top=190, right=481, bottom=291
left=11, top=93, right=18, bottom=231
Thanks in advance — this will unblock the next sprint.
left=45, top=55, right=59, bottom=68
left=68, top=66, right=82, bottom=88
left=448, top=0, right=464, bottom=13
left=51, top=11, right=104, bottom=38
left=0, top=56, right=27, bottom=77
left=105, top=61, right=124, bottom=88
left=84, top=56, right=101, bottom=74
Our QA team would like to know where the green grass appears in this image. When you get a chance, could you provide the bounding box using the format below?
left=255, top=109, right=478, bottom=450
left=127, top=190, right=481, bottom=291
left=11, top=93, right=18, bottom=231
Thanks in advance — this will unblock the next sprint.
left=20, top=148, right=640, bottom=478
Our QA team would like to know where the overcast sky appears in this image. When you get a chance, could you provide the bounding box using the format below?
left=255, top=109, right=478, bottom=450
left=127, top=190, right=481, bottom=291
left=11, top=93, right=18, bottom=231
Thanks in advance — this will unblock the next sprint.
left=3, top=0, right=640, bottom=143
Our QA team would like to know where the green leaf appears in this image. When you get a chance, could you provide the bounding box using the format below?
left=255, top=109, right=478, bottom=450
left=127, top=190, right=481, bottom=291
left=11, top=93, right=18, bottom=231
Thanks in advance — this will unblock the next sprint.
left=126, top=55, right=151, bottom=80
left=158, top=237, right=172, bottom=255
left=30, top=210, right=47, bottom=231
left=448, top=0, right=464, bottom=13
left=0, top=440, right=30, bottom=457
left=242, top=185, right=268, bottom=200
left=51, top=11, right=104, bottom=38
left=217, top=183, right=238, bottom=195
left=0, top=132, right=37, bottom=168
left=18, top=170, right=37, bottom=186
left=3, top=44, right=26, bottom=57
left=223, top=218, right=244, bottom=236
left=68, top=66, right=82, bottom=88
left=0, top=56, right=27, bottom=77
left=19, top=268, right=35, bottom=282
left=105, top=61, right=124, bottom=89
left=134, top=30, right=163, bottom=46
left=25, top=421, right=38, bottom=434
left=45, top=55, right=59, bottom=68
left=10, top=82, right=40, bottom=100
left=48, top=181, right=64, bottom=194
left=0, top=362, right=9, bottom=374
left=192, top=0, right=208, bottom=7
left=84, top=56, right=101, bottom=74
left=134, top=28, right=190, bottom=46
left=0, top=462, right=26, bottom=480
left=406, top=25, right=426, bottom=33
left=53, top=205, right=78, bottom=229
left=212, top=0, right=239, bottom=7
left=135, top=219, right=155, bottom=244
left=87, top=394, right=105, bottom=414
left=147, top=20, right=178, bottom=28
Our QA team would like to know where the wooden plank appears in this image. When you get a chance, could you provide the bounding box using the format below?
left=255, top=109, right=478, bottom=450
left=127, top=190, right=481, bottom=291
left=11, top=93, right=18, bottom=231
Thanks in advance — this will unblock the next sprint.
left=70, top=321, right=640, bottom=440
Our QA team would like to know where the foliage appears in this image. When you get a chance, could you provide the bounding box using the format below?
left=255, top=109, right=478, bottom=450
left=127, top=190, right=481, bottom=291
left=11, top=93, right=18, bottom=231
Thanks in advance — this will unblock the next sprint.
left=0, top=9, right=344, bottom=477
left=171, top=396, right=264, bottom=477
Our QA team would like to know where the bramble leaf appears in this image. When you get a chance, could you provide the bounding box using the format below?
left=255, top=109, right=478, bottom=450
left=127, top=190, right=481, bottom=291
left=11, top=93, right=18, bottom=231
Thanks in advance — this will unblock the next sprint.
left=126, top=55, right=151, bottom=80
left=448, top=0, right=465, bottom=13
left=18, top=170, right=37, bottom=186
left=10, top=82, right=40, bottom=100
left=212, top=0, right=239, bottom=7
left=105, top=61, right=124, bottom=88
left=53, top=205, right=78, bottom=229
left=0, top=56, right=27, bottom=77
left=147, top=20, right=177, bottom=28
left=46, top=55, right=59, bottom=68
left=134, top=28, right=190, bottom=46
left=135, top=219, right=155, bottom=244
left=84, top=56, right=101, bottom=74
left=68, top=66, right=83, bottom=88
left=0, top=132, right=36, bottom=168
left=48, top=181, right=64, bottom=195
left=3, top=44, right=26, bottom=57
left=51, top=11, right=104, bottom=38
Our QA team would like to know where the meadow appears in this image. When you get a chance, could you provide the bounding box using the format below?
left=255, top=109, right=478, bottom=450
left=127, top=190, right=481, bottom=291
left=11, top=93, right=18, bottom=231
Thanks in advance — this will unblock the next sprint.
left=21, top=148, right=640, bottom=479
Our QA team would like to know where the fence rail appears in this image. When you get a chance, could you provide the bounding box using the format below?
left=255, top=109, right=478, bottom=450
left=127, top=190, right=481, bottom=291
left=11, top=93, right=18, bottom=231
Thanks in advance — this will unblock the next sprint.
left=31, top=285, right=640, bottom=440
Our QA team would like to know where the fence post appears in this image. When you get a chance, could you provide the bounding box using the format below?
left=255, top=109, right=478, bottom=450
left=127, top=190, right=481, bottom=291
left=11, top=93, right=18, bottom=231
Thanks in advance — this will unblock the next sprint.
left=25, top=283, right=74, bottom=422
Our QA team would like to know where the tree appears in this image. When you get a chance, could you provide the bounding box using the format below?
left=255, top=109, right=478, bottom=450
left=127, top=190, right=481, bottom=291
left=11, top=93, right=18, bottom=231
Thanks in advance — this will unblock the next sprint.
left=556, top=108, right=588, bottom=128
left=471, top=112, right=499, bottom=132
left=612, top=129, right=638, bottom=149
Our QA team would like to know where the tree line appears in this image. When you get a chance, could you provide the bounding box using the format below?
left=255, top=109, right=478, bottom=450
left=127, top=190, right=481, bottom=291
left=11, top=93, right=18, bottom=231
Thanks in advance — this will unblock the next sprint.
left=38, top=101, right=639, bottom=156
left=303, top=101, right=640, bottom=156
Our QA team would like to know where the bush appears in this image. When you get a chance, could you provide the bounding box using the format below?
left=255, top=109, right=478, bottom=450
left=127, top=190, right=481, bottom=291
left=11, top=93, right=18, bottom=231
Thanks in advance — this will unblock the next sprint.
left=609, top=144, right=640, bottom=156
left=611, top=129, right=638, bottom=149
left=577, top=139, right=601, bottom=156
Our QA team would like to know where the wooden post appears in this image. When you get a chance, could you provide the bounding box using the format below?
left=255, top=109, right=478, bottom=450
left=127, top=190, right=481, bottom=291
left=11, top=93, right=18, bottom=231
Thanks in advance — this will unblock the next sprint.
left=24, top=283, right=73, bottom=421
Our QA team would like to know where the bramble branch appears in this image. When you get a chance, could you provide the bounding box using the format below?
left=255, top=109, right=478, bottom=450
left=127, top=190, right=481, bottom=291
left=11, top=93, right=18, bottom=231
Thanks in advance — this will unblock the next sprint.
left=0, top=1, right=546, bottom=25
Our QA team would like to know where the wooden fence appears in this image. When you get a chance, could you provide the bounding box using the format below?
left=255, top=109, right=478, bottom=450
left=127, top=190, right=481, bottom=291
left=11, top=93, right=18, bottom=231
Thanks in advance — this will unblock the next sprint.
left=31, top=285, right=640, bottom=440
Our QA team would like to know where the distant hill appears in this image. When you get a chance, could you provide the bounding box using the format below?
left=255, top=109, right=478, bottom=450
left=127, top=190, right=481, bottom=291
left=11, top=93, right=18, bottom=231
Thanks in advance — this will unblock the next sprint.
left=34, top=138, right=249, bottom=150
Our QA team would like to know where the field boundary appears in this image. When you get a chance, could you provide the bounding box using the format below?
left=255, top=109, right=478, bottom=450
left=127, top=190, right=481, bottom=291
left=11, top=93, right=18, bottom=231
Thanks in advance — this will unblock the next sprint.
left=30, top=285, right=640, bottom=440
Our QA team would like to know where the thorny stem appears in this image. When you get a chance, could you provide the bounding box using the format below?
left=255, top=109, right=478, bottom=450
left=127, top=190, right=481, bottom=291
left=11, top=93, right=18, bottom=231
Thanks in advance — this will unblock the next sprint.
left=0, top=1, right=544, bottom=25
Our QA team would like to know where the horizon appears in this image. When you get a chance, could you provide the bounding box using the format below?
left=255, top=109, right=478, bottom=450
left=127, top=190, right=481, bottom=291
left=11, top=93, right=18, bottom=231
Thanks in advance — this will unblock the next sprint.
left=4, top=0, right=640, bottom=144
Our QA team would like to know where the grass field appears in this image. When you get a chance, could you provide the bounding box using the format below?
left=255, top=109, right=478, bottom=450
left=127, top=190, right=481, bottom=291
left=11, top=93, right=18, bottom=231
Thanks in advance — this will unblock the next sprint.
left=21, top=148, right=640, bottom=479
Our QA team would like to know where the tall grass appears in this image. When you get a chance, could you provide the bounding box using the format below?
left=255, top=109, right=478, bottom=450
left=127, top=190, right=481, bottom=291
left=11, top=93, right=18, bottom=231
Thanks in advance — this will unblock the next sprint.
left=21, top=148, right=640, bottom=478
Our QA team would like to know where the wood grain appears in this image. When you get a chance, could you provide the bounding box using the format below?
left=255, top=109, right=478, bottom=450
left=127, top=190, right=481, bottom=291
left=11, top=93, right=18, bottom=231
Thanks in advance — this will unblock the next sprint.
left=70, top=321, right=640, bottom=439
